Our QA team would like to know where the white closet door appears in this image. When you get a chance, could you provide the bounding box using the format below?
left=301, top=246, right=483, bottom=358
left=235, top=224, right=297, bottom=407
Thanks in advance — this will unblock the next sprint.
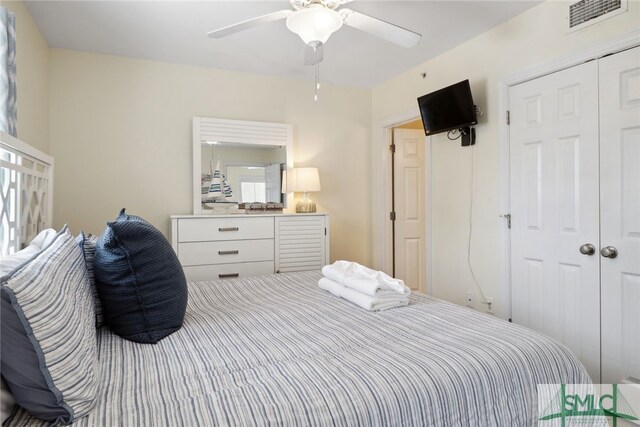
left=393, top=128, right=426, bottom=292
left=509, top=61, right=601, bottom=381
left=599, top=46, right=640, bottom=384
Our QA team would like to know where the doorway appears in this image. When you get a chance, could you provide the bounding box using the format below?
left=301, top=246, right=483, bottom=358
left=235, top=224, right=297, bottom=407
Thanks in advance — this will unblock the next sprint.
left=390, top=119, right=428, bottom=293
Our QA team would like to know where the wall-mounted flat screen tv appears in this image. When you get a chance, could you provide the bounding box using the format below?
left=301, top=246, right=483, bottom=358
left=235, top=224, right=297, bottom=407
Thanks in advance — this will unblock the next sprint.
left=418, top=80, right=477, bottom=136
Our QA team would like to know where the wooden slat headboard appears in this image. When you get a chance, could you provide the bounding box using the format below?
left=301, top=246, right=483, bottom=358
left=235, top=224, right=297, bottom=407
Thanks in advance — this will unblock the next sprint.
left=0, top=132, right=54, bottom=256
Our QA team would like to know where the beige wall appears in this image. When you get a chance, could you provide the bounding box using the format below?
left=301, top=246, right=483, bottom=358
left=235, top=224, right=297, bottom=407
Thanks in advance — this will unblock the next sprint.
left=3, top=0, right=49, bottom=153
left=371, top=1, right=640, bottom=314
left=49, top=49, right=372, bottom=264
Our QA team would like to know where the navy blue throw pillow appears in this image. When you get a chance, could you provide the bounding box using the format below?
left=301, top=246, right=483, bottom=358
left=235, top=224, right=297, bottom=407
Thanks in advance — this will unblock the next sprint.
left=94, top=209, right=188, bottom=344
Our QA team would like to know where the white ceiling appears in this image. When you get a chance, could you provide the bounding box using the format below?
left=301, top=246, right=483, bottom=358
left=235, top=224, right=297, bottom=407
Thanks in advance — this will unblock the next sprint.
left=25, top=1, right=540, bottom=88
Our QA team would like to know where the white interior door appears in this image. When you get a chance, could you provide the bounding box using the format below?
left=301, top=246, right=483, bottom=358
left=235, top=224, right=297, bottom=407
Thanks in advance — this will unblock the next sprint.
left=599, top=46, right=640, bottom=384
left=509, top=61, right=601, bottom=381
left=393, top=128, right=426, bottom=292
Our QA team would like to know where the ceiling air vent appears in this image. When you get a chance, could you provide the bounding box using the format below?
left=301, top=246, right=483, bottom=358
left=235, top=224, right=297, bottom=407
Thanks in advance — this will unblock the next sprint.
left=567, top=0, right=627, bottom=32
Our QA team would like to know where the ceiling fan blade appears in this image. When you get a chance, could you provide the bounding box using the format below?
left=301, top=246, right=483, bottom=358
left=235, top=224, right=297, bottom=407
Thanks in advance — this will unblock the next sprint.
left=304, top=43, right=324, bottom=66
left=339, top=9, right=421, bottom=48
left=207, top=10, right=292, bottom=39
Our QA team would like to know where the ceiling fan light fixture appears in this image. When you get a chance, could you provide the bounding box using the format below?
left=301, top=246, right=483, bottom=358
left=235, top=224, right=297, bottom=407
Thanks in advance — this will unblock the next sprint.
left=286, top=5, right=343, bottom=45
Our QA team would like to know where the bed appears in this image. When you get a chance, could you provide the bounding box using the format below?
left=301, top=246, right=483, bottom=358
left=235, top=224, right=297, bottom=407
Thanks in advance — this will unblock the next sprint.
left=6, top=271, right=590, bottom=426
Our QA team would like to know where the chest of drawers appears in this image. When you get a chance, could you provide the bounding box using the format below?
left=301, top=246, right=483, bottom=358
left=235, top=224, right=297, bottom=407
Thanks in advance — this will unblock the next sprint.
left=171, top=214, right=329, bottom=281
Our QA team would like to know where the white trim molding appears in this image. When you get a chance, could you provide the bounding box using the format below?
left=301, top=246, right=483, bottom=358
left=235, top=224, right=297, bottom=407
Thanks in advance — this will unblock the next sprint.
left=503, top=28, right=640, bottom=87
left=497, top=28, right=640, bottom=321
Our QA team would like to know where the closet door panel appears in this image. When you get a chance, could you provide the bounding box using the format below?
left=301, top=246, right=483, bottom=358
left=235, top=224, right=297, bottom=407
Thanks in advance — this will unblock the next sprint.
left=509, top=60, right=601, bottom=382
left=599, top=46, right=640, bottom=384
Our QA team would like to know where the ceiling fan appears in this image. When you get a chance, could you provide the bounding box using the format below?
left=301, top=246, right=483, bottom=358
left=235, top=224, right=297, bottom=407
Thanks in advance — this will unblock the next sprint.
left=207, top=0, right=422, bottom=66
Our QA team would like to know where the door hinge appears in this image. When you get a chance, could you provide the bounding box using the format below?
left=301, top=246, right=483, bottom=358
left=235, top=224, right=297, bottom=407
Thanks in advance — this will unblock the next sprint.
left=506, top=110, right=510, bottom=125
left=389, top=143, right=396, bottom=153
left=501, top=213, right=511, bottom=229
left=390, top=212, right=396, bottom=221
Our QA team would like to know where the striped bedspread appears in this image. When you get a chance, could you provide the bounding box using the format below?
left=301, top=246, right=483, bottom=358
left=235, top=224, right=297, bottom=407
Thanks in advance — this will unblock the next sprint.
left=7, top=271, right=590, bottom=426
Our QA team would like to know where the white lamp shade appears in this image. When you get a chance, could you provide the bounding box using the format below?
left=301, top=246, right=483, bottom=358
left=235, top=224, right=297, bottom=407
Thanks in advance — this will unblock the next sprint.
left=288, top=167, right=321, bottom=193
left=286, top=6, right=343, bottom=45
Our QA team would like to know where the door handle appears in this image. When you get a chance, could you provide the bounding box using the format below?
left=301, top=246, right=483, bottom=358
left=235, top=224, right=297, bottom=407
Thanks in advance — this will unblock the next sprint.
left=579, top=243, right=596, bottom=255
left=600, top=246, right=618, bottom=259
left=218, top=273, right=239, bottom=278
left=218, top=227, right=239, bottom=232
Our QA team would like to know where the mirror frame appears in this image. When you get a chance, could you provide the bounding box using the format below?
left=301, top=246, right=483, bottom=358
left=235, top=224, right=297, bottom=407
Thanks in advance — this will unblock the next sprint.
left=192, top=117, right=294, bottom=214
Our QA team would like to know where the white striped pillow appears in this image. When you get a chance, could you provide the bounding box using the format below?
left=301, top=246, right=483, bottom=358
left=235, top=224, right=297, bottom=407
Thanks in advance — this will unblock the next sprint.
left=0, top=227, right=100, bottom=424
left=0, top=228, right=57, bottom=276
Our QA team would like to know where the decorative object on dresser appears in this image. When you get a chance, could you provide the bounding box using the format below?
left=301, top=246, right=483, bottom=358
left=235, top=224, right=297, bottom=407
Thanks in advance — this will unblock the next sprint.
left=171, top=213, right=329, bottom=281
left=238, top=202, right=284, bottom=214
left=288, top=167, right=321, bottom=213
left=202, top=158, right=233, bottom=203
left=200, top=154, right=238, bottom=214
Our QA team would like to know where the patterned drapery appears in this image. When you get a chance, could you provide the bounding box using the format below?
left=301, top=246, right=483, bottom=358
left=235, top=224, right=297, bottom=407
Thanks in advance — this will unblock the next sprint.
left=0, top=7, right=17, bottom=136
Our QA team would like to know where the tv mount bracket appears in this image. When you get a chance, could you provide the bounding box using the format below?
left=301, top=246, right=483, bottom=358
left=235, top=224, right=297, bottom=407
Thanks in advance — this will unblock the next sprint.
left=459, top=127, right=475, bottom=147
left=459, top=104, right=482, bottom=147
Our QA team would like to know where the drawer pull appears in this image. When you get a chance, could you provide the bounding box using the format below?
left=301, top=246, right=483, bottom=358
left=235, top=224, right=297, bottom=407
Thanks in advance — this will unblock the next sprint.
left=218, top=250, right=239, bottom=255
left=218, top=227, right=239, bottom=232
left=219, top=273, right=239, bottom=278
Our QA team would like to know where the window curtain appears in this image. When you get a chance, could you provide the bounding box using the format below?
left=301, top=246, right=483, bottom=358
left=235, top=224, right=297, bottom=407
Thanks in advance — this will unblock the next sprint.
left=0, top=7, right=17, bottom=137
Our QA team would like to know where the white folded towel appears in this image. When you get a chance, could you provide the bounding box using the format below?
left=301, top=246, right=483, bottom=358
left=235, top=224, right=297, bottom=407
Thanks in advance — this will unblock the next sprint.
left=318, top=277, right=409, bottom=311
left=321, top=260, right=410, bottom=296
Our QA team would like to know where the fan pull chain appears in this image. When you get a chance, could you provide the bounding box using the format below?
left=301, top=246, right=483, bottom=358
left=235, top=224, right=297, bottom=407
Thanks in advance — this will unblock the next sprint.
left=314, top=63, right=320, bottom=102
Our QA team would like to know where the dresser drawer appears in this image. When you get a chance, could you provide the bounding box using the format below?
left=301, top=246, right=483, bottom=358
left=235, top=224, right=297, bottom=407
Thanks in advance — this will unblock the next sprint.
left=178, top=239, right=274, bottom=266
left=183, top=261, right=274, bottom=282
left=177, top=217, right=274, bottom=242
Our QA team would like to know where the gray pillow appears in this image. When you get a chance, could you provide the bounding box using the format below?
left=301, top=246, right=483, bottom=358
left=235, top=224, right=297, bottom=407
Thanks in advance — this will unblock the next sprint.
left=1, top=227, right=100, bottom=424
left=76, top=232, right=104, bottom=328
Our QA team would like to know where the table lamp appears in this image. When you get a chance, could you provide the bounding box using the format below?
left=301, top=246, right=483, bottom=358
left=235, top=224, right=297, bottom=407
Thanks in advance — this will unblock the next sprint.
left=288, top=167, right=321, bottom=213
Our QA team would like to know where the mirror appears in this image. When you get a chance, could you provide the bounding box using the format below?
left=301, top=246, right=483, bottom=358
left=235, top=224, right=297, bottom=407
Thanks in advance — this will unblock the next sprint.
left=200, top=142, right=286, bottom=211
left=193, top=117, right=293, bottom=214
